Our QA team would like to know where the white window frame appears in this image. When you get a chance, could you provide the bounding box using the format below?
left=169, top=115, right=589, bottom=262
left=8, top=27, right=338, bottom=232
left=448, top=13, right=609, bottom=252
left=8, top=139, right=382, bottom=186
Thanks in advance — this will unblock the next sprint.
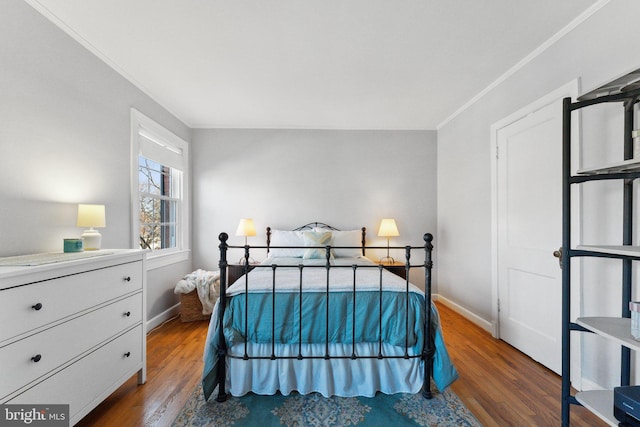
left=131, top=108, right=190, bottom=269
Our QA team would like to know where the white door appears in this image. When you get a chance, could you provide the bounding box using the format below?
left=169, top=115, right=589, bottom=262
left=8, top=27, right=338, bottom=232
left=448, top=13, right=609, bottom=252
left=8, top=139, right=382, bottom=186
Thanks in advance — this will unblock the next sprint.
left=496, top=100, right=563, bottom=374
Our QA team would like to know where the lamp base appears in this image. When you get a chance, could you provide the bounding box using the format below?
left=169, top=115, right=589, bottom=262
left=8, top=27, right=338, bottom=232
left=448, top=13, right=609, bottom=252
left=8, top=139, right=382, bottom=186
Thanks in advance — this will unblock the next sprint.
left=81, top=228, right=102, bottom=250
left=237, top=257, right=257, bottom=265
left=379, top=256, right=396, bottom=264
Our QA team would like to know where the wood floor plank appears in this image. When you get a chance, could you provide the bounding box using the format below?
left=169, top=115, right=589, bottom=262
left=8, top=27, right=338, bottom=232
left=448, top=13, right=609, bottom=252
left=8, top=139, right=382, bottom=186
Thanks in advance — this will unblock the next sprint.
left=75, top=304, right=606, bottom=426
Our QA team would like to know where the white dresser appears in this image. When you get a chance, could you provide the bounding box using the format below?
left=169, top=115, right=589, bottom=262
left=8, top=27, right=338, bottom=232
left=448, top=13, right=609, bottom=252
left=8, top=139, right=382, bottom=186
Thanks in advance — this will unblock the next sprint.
left=0, top=250, right=146, bottom=426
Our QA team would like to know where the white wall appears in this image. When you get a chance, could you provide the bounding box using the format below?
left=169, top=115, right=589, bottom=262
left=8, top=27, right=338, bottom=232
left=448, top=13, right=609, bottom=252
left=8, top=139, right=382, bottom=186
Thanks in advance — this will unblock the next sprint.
left=0, top=0, right=193, bottom=322
left=191, top=129, right=437, bottom=288
left=437, top=0, right=640, bottom=388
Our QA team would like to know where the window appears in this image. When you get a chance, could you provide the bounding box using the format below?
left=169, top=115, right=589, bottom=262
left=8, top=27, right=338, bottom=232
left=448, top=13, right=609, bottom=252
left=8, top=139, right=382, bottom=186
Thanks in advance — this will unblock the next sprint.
left=131, top=109, right=189, bottom=267
left=138, top=157, right=179, bottom=250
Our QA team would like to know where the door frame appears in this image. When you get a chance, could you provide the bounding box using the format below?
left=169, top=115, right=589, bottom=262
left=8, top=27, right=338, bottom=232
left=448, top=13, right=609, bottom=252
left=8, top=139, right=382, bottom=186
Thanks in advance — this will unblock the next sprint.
left=490, top=79, right=582, bottom=384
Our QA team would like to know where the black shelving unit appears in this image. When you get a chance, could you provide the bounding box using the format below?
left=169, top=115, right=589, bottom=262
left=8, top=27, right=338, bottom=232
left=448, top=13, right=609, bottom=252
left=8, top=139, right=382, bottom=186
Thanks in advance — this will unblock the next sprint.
left=561, top=70, right=640, bottom=426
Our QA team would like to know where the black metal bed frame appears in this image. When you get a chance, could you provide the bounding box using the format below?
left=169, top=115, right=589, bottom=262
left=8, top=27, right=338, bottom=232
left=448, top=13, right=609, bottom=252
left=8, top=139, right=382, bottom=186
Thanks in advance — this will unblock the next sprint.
left=215, top=223, right=434, bottom=403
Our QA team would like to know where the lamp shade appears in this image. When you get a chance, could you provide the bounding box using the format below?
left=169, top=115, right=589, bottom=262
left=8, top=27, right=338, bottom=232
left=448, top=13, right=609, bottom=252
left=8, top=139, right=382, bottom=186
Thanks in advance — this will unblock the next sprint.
left=235, top=218, right=257, bottom=237
left=77, top=204, right=106, bottom=228
left=378, top=218, right=399, bottom=237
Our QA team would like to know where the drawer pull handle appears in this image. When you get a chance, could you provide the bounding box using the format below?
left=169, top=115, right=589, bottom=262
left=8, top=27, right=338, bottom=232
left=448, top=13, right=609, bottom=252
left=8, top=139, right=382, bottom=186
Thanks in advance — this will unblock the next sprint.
left=123, top=276, right=131, bottom=282
left=32, top=303, right=43, bottom=311
left=31, top=354, right=42, bottom=363
left=124, top=352, right=131, bottom=358
left=124, top=311, right=131, bottom=317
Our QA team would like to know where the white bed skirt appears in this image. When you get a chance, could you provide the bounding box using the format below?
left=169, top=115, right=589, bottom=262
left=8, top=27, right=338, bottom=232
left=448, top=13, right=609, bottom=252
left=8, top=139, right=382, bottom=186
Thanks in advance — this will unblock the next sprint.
left=224, top=342, right=423, bottom=398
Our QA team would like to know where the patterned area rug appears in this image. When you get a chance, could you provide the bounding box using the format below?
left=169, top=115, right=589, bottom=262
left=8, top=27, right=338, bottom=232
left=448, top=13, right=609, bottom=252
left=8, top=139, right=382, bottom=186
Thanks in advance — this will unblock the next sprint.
left=172, top=385, right=481, bottom=426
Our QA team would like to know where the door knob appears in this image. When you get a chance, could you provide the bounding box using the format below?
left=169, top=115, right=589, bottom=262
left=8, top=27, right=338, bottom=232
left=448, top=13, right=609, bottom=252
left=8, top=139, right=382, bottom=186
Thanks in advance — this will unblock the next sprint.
left=553, top=248, right=563, bottom=269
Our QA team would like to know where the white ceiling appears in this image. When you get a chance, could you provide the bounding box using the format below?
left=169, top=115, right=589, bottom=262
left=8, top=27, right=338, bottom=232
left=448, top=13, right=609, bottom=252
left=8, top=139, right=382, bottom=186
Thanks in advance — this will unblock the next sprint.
left=27, top=0, right=599, bottom=130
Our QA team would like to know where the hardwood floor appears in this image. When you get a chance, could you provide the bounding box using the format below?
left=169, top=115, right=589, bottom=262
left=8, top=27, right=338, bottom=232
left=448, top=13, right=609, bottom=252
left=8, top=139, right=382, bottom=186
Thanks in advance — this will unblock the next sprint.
left=440, top=303, right=605, bottom=426
left=76, top=303, right=606, bottom=426
left=76, top=318, right=206, bottom=427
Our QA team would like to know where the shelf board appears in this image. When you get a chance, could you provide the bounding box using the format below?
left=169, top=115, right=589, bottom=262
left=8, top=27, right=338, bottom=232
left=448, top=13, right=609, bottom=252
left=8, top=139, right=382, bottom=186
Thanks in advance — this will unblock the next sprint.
left=577, top=68, right=640, bottom=101
left=575, top=390, right=617, bottom=426
left=576, top=158, right=640, bottom=175
left=576, top=245, right=640, bottom=258
left=576, top=317, right=640, bottom=351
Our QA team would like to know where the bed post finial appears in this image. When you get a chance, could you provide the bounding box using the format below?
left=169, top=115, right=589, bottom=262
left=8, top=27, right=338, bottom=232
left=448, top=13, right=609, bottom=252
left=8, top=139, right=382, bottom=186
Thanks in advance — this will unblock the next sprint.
left=219, top=233, right=229, bottom=273
left=266, top=227, right=272, bottom=255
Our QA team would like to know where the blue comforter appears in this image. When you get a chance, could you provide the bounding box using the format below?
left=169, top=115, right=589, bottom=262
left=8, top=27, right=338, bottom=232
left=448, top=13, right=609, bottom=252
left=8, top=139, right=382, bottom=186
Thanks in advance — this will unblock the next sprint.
left=202, top=287, right=458, bottom=400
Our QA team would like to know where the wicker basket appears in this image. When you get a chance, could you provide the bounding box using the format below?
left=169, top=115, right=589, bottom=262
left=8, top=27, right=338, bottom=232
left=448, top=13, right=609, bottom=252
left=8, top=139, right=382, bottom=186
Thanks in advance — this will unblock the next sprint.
left=180, top=290, right=211, bottom=322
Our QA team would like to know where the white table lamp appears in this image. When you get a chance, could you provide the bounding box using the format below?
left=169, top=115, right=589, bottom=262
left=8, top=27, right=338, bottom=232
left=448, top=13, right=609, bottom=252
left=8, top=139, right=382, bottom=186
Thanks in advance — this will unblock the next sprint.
left=77, top=204, right=106, bottom=250
left=236, top=218, right=257, bottom=264
left=235, top=218, right=257, bottom=245
left=378, top=218, right=399, bottom=263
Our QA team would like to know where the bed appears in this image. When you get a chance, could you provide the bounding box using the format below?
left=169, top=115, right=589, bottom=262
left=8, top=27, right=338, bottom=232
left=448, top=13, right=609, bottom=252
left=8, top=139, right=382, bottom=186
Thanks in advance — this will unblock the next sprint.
left=202, top=223, right=457, bottom=402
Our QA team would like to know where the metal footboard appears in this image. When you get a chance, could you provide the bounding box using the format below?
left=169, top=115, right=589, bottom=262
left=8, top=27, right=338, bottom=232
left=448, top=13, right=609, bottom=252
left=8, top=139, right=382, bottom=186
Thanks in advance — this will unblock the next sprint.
left=215, top=232, right=434, bottom=402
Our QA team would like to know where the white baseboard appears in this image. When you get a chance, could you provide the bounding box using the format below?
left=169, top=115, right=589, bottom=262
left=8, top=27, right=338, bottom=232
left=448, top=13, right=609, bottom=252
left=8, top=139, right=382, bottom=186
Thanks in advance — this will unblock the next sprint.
left=434, top=294, right=496, bottom=335
left=147, top=303, right=181, bottom=332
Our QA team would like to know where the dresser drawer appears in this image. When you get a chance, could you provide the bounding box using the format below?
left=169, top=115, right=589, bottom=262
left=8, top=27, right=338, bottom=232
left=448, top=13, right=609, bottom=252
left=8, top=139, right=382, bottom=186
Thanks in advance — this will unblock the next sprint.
left=0, top=293, right=142, bottom=399
left=0, top=261, right=142, bottom=343
left=8, top=325, right=143, bottom=425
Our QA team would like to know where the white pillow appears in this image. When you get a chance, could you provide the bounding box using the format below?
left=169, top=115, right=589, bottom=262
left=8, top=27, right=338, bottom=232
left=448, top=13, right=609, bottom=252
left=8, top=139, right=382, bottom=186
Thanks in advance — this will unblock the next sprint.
left=331, top=230, right=363, bottom=258
left=302, top=231, right=333, bottom=259
left=269, top=230, right=305, bottom=258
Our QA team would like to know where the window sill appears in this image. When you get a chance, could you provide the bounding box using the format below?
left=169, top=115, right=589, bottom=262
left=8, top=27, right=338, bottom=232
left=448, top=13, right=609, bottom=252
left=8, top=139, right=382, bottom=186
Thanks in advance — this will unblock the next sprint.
left=145, top=249, right=191, bottom=270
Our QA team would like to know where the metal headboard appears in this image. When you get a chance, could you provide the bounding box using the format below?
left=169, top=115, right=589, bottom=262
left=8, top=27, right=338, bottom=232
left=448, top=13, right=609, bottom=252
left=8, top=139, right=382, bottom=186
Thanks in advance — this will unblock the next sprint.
left=266, top=222, right=367, bottom=256
left=293, top=222, right=340, bottom=231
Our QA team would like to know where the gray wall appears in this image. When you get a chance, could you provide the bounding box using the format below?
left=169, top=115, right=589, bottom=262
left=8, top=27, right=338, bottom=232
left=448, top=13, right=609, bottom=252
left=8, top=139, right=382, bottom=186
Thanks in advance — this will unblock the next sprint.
left=192, top=129, right=437, bottom=288
left=0, top=0, right=193, bottom=322
left=6, top=0, right=637, bottom=391
left=437, top=0, right=640, bottom=388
